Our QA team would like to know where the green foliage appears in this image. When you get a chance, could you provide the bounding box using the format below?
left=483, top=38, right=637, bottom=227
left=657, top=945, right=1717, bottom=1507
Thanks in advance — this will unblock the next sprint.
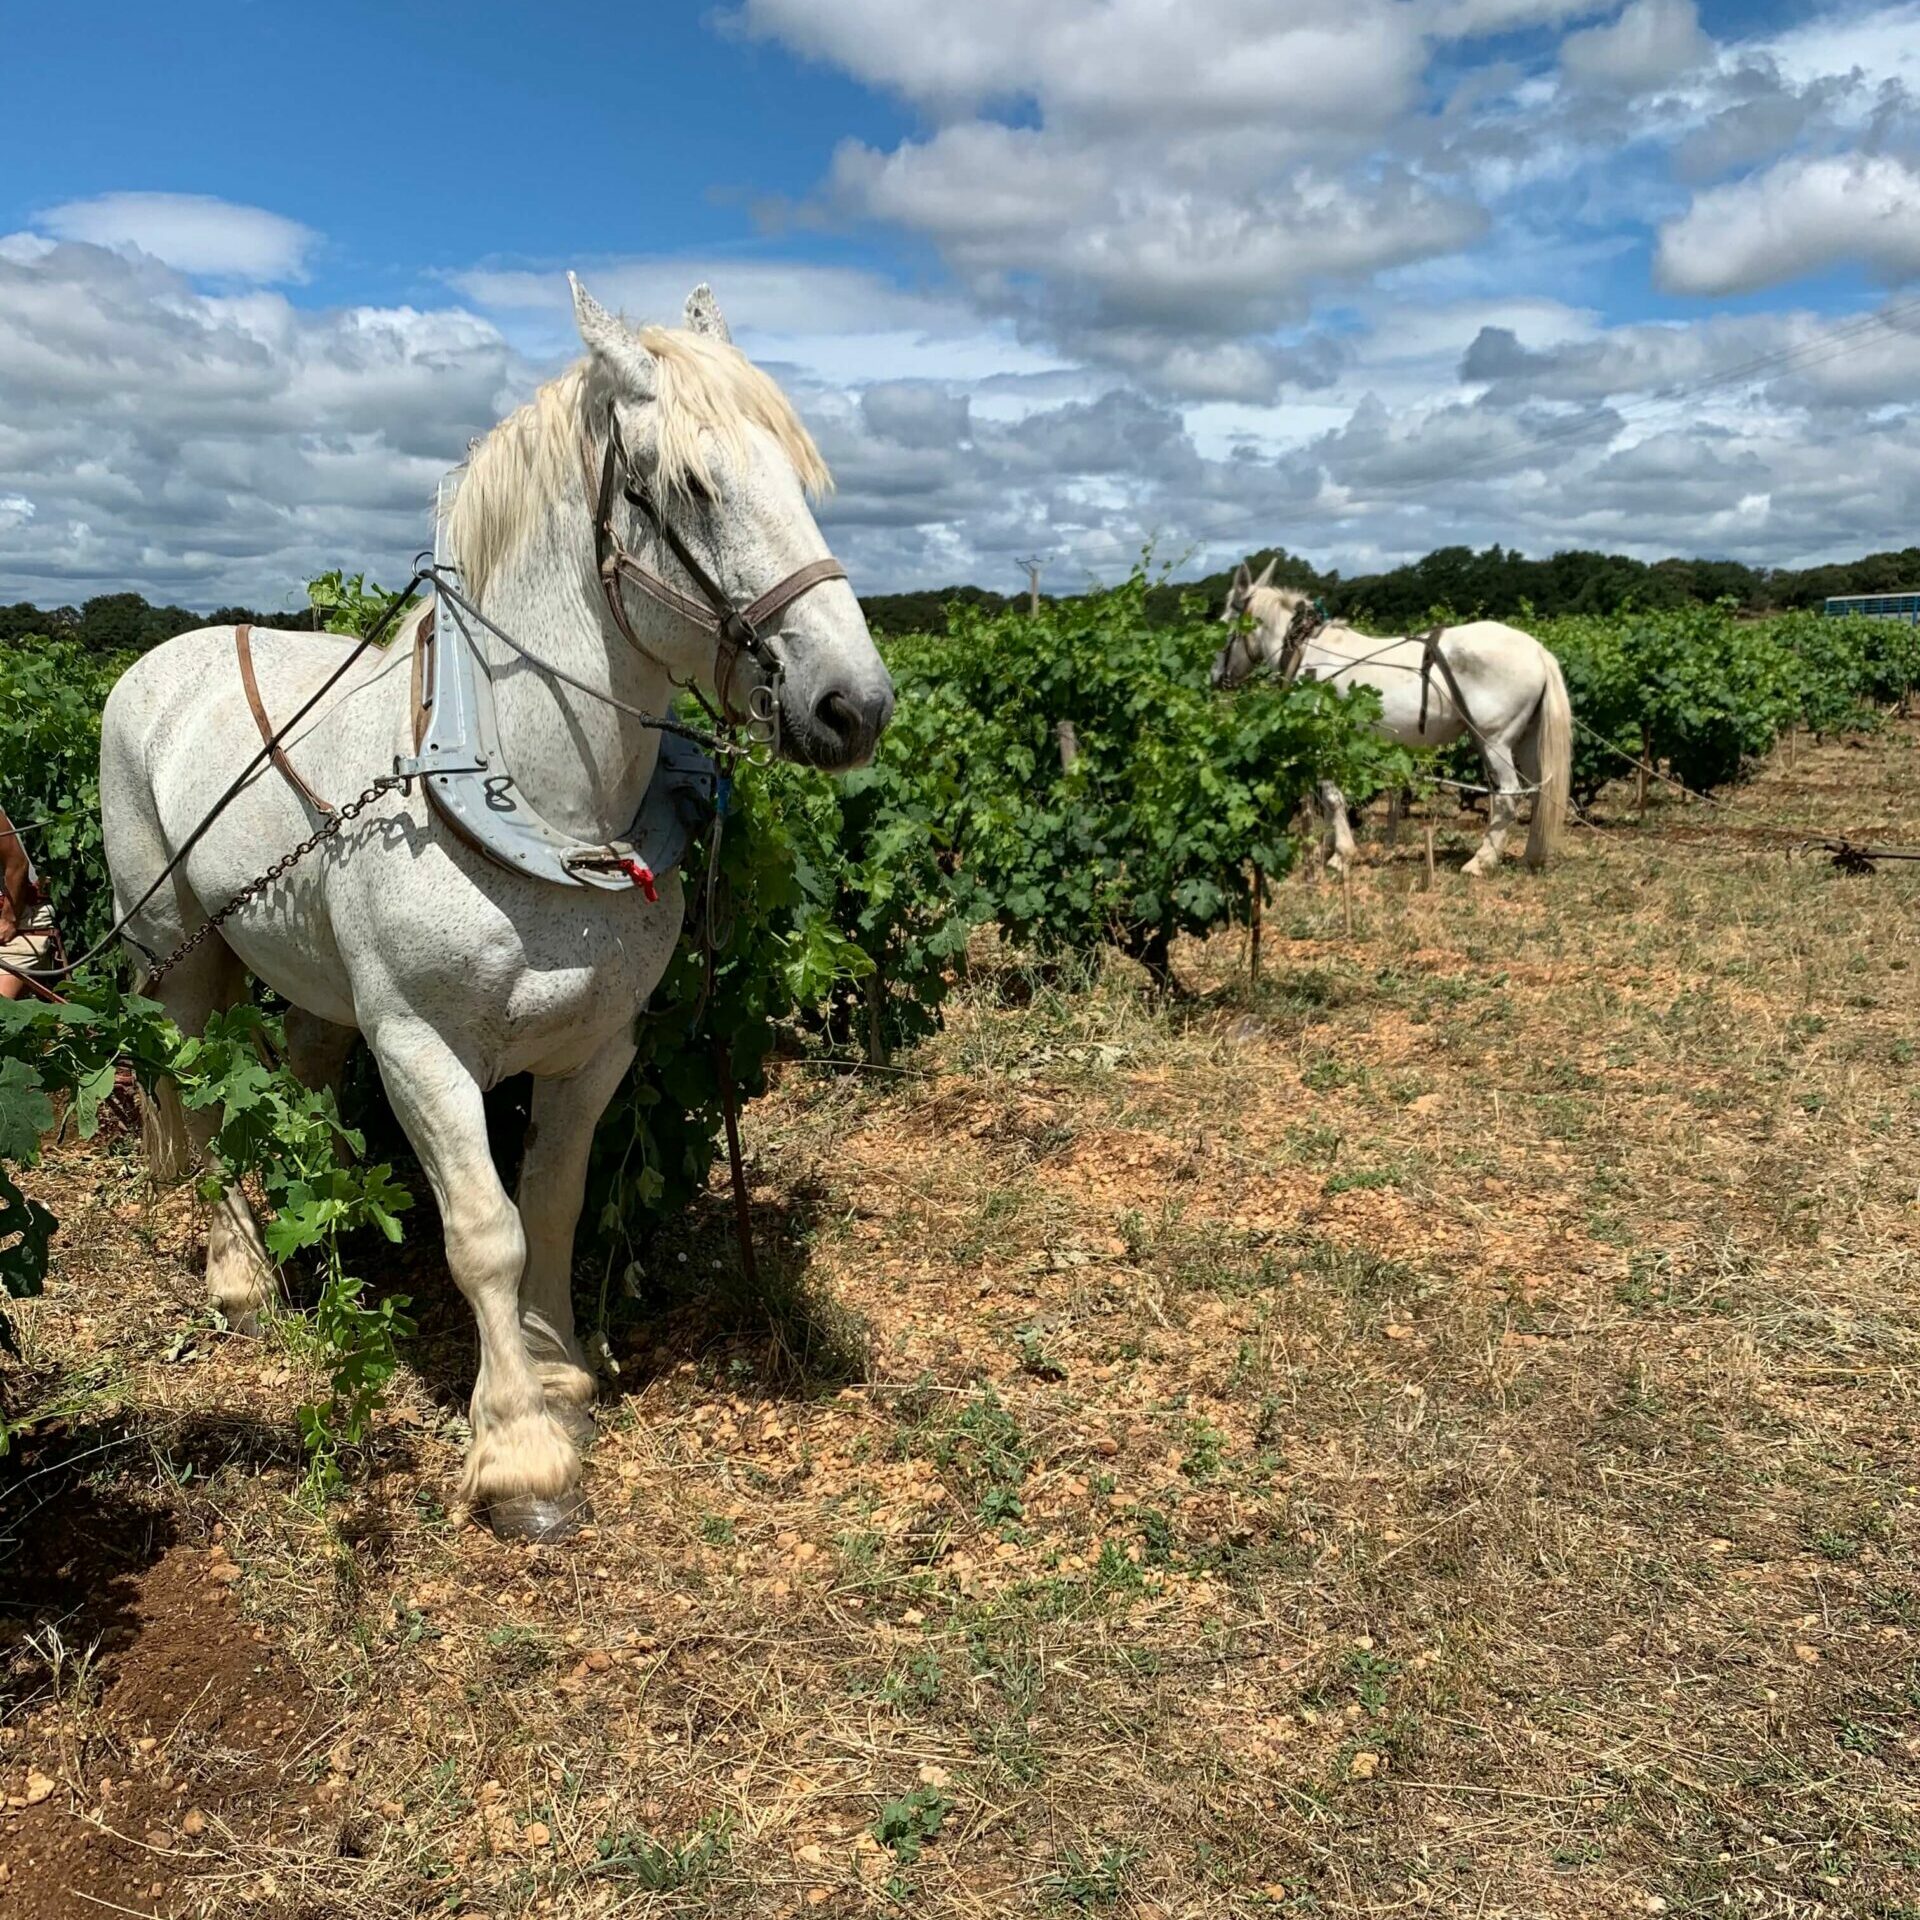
left=888, top=568, right=1405, bottom=972
left=304, top=569, right=410, bottom=639
left=1535, top=602, right=1900, bottom=799
left=1172, top=541, right=1920, bottom=630
left=0, top=636, right=129, bottom=954
left=170, top=1004, right=414, bottom=1487
left=581, top=565, right=1379, bottom=1280
left=0, top=991, right=411, bottom=1482
left=590, top=1816, right=731, bottom=1889
left=872, top=1785, right=950, bottom=1865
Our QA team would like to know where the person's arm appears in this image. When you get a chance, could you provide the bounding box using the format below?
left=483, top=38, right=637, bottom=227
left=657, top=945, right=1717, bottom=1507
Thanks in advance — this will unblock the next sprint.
left=0, top=806, right=29, bottom=942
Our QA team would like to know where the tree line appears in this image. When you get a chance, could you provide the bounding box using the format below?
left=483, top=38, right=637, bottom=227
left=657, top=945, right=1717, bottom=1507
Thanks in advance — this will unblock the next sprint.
left=5, top=544, right=1918, bottom=655
left=868, top=543, right=1920, bottom=634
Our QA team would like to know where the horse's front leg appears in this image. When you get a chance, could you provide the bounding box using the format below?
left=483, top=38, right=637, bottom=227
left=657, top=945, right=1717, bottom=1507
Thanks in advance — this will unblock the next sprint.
left=517, top=1042, right=637, bottom=1452
left=1463, top=743, right=1522, bottom=876
left=1319, top=781, right=1358, bottom=872
left=364, top=1014, right=584, bottom=1541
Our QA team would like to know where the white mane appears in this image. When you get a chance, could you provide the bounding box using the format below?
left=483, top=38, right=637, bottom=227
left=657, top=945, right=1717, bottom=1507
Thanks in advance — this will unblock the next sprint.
left=447, top=326, right=832, bottom=600
left=1246, top=584, right=1316, bottom=625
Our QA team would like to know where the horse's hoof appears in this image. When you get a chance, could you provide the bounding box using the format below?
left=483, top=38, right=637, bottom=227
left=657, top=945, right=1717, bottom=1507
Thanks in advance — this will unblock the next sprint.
left=548, top=1397, right=599, bottom=1453
left=225, top=1309, right=264, bottom=1338
left=486, top=1489, right=592, bottom=1543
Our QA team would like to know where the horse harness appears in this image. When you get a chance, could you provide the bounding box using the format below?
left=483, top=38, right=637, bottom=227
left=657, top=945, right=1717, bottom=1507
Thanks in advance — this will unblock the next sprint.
left=230, top=407, right=852, bottom=900
left=1272, top=603, right=1475, bottom=746
left=1412, top=625, right=1469, bottom=739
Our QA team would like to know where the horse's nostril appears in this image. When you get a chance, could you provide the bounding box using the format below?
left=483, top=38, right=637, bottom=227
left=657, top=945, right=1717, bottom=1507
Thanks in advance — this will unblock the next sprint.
left=814, top=687, right=860, bottom=743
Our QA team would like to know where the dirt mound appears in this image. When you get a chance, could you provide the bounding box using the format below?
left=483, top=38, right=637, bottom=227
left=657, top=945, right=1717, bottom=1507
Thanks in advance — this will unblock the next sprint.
left=1, top=1473, right=322, bottom=1919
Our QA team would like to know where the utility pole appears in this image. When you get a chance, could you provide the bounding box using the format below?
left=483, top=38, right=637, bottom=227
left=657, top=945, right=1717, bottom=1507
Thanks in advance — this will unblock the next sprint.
left=1016, top=555, right=1045, bottom=617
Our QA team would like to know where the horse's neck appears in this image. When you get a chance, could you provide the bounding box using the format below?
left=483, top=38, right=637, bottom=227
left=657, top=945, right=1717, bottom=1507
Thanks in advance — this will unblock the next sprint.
left=1281, top=618, right=1413, bottom=690
left=466, top=508, right=675, bottom=843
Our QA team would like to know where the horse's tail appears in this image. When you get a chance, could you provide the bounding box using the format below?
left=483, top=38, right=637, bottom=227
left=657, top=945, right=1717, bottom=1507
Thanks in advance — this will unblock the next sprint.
left=139, top=1072, right=192, bottom=1186
left=1525, top=644, right=1571, bottom=869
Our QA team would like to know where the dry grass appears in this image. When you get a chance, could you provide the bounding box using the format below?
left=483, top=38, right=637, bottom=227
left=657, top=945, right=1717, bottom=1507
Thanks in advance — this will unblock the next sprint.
left=4, top=724, right=1919, bottom=1918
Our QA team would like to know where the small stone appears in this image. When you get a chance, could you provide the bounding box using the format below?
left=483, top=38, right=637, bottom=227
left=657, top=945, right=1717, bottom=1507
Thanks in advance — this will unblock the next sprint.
left=524, top=1822, right=551, bottom=1848
left=22, top=1771, right=54, bottom=1806
left=181, top=1809, right=207, bottom=1837
left=1349, top=1750, right=1381, bottom=1780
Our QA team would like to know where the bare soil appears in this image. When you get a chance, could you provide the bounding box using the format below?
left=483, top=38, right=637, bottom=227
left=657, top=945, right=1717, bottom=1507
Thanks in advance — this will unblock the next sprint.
left=3, top=726, right=1917, bottom=1918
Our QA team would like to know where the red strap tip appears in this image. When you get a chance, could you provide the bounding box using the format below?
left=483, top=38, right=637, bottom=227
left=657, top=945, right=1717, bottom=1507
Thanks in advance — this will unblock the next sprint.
left=617, top=857, right=659, bottom=901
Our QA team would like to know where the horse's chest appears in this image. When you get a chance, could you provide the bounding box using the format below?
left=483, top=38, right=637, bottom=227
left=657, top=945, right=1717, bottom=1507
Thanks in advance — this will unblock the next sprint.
left=342, top=856, right=685, bottom=1076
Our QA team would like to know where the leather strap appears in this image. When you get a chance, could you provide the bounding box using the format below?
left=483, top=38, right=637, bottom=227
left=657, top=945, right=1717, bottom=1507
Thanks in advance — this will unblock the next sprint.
left=410, top=605, right=435, bottom=752
left=1276, top=600, right=1326, bottom=686
left=1416, top=626, right=1471, bottom=741
left=737, top=557, right=848, bottom=635
left=578, top=412, right=849, bottom=724
left=236, top=624, right=334, bottom=814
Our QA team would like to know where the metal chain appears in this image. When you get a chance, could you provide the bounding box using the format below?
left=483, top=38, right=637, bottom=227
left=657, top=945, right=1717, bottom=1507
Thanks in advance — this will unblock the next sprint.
left=145, top=771, right=418, bottom=988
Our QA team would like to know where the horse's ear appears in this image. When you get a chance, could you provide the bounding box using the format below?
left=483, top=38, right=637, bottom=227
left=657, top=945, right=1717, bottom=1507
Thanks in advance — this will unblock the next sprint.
left=1233, top=561, right=1253, bottom=593
left=1253, top=557, right=1278, bottom=589
left=569, top=272, right=657, bottom=397
left=683, top=282, right=732, bottom=343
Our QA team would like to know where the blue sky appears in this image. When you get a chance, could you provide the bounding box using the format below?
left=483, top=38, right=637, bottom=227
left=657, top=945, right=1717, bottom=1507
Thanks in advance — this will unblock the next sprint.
left=3, top=0, right=1919, bottom=606
left=3, top=2, right=913, bottom=305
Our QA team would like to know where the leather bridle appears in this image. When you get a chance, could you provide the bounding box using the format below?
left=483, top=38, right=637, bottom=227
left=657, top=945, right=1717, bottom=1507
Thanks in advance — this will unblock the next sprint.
left=580, top=408, right=847, bottom=727
left=1272, top=598, right=1328, bottom=687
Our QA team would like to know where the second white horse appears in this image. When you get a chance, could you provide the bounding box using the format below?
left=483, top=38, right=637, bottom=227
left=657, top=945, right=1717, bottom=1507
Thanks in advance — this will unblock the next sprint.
left=1212, top=561, right=1571, bottom=874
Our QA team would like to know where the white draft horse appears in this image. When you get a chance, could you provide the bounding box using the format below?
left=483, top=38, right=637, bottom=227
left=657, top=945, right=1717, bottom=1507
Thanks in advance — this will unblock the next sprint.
left=100, top=278, right=894, bottom=1538
left=1212, top=561, right=1571, bottom=873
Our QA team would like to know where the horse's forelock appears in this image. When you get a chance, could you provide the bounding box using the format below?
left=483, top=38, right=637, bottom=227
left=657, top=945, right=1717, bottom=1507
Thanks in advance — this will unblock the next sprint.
left=446, top=327, right=831, bottom=601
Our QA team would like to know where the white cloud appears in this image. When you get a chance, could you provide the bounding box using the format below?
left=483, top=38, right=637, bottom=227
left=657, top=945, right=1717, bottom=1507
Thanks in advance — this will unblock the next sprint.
left=733, top=0, right=1425, bottom=127
left=1561, top=0, right=1713, bottom=90
left=735, top=0, right=1481, bottom=399
left=0, top=238, right=520, bottom=604
left=35, top=192, right=318, bottom=283
left=1764, top=2, right=1920, bottom=95
left=1657, top=152, right=1920, bottom=295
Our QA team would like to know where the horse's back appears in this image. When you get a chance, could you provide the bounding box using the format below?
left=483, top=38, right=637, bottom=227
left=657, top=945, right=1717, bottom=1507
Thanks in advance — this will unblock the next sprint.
left=104, top=624, right=365, bottom=748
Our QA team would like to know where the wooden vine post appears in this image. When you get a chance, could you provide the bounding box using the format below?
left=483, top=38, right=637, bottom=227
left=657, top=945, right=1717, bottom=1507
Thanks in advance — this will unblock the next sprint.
left=1249, top=864, right=1263, bottom=980
left=865, top=962, right=890, bottom=1069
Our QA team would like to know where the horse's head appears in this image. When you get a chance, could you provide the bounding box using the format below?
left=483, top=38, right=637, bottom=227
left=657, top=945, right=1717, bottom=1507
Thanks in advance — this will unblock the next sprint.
left=570, top=275, right=893, bottom=771
left=1211, top=556, right=1279, bottom=689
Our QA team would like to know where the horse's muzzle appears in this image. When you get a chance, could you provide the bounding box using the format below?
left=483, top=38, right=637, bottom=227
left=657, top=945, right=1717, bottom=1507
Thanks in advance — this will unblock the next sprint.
left=784, top=665, right=896, bottom=770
